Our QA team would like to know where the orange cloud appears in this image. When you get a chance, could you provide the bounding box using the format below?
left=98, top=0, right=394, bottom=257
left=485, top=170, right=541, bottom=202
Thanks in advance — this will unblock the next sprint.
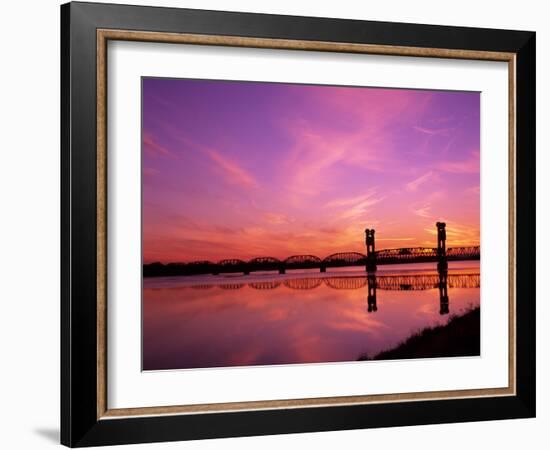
left=413, top=206, right=432, bottom=218
left=263, top=212, right=292, bottom=225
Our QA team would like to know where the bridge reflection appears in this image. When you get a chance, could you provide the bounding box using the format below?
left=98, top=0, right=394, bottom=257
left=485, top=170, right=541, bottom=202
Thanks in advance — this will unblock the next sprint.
left=187, top=273, right=479, bottom=291
left=186, top=272, right=478, bottom=315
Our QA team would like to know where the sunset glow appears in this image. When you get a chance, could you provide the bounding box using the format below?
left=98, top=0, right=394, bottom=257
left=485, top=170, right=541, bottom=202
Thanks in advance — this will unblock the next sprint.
left=142, top=78, right=480, bottom=263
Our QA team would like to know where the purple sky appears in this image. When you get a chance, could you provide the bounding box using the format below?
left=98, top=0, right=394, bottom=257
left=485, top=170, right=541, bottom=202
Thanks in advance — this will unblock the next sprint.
left=142, top=78, right=480, bottom=263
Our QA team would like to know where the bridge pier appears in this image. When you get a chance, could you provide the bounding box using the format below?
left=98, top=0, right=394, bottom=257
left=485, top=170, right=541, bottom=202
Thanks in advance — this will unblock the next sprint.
left=367, top=273, right=377, bottom=313
left=438, top=267, right=449, bottom=315
left=436, top=222, right=449, bottom=314
left=365, top=228, right=377, bottom=273
left=436, top=222, right=448, bottom=272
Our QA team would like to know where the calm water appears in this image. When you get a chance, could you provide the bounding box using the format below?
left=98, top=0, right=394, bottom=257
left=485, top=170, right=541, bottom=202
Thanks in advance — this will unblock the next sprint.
left=143, top=261, right=480, bottom=370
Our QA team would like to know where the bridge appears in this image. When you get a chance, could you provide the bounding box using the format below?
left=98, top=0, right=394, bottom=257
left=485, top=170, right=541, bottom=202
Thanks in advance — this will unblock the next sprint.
left=182, top=273, right=479, bottom=316
left=143, top=222, right=479, bottom=277
left=185, top=273, right=479, bottom=292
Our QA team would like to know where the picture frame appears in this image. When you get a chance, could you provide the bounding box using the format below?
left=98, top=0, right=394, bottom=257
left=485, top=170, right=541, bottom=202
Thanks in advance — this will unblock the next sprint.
left=61, top=1, right=535, bottom=447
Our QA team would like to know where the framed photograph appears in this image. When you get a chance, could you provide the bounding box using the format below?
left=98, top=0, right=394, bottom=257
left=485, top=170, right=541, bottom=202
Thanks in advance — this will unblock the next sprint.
left=61, top=1, right=535, bottom=447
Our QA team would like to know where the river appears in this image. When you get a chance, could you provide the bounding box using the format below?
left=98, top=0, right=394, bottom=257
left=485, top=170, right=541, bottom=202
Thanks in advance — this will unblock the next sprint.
left=143, top=261, right=480, bottom=370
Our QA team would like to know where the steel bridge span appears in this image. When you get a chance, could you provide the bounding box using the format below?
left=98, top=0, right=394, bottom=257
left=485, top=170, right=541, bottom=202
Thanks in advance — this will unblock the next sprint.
left=144, top=246, right=479, bottom=277
left=142, top=223, right=479, bottom=277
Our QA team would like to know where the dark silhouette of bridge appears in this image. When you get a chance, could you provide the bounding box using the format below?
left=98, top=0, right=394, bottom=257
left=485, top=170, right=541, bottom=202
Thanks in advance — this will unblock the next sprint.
left=185, top=273, right=479, bottom=292
left=179, top=272, right=478, bottom=316
left=143, top=222, right=479, bottom=277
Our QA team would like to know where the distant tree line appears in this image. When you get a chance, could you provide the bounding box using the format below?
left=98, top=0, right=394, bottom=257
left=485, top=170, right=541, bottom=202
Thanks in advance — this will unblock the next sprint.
left=144, top=261, right=216, bottom=277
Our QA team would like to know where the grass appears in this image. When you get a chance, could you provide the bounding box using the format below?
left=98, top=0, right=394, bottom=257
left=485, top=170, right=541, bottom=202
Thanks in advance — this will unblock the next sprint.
left=358, top=306, right=480, bottom=361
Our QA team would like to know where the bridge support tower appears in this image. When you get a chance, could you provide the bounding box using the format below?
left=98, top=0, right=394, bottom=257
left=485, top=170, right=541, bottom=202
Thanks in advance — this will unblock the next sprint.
left=367, top=273, right=377, bottom=313
left=436, top=222, right=449, bottom=314
left=438, top=269, right=449, bottom=315
left=436, top=222, right=448, bottom=272
left=365, top=228, right=377, bottom=272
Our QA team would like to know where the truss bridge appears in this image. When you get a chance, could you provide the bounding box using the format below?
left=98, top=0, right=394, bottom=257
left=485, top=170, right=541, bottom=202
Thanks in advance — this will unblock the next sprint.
left=143, top=222, right=479, bottom=277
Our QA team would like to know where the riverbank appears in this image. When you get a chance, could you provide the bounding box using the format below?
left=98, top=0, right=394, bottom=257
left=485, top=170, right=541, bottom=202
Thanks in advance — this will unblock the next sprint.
left=359, top=307, right=480, bottom=361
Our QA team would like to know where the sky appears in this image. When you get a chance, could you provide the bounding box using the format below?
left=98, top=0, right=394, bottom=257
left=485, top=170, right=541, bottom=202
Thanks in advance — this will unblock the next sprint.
left=142, top=78, right=480, bottom=264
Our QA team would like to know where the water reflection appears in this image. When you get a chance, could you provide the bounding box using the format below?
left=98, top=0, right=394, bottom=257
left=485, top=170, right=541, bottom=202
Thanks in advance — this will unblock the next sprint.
left=439, top=269, right=450, bottom=315
left=367, top=273, right=377, bottom=313
left=143, top=262, right=480, bottom=370
left=172, top=273, right=480, bottom=292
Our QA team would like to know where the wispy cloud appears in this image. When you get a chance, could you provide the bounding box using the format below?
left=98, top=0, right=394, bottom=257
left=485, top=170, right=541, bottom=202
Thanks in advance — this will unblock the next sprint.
left=160, top=129, right=260, bottom=190
left=413, top=126, right=454, bottom=136
left=205, top=149, right=258, bottom=189
left=280, top=127, right=351, bottom=198
left=325, top=192, right=378, bottom=208
left=438, top=150, right=480, bottom=174
left=325, top=191, right=384, bottom=221
left=377, top=237, right=415, bottom=241
left=338, top=197, right=384, bottom=221
left=263, top=212, right=291, bottom=225
left=143, top=167, right=159, bottom=177
left=276, top=87, right=435, bottom=202
left=423, top=222, right=480, bottom=246
left=406, top=171, right=434, bottom=191
left=413, top=206, right=432, bottom=218
left=143, top=134, right=176, bottom=158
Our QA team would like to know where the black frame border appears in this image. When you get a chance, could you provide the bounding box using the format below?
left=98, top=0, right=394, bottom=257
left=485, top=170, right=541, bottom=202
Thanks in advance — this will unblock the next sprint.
left=61, top=2, right=535, bottom=447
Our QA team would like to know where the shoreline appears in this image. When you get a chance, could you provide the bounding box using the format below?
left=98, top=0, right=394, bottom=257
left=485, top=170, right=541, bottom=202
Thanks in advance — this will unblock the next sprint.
left=359, top=307, right=481, bottom=361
